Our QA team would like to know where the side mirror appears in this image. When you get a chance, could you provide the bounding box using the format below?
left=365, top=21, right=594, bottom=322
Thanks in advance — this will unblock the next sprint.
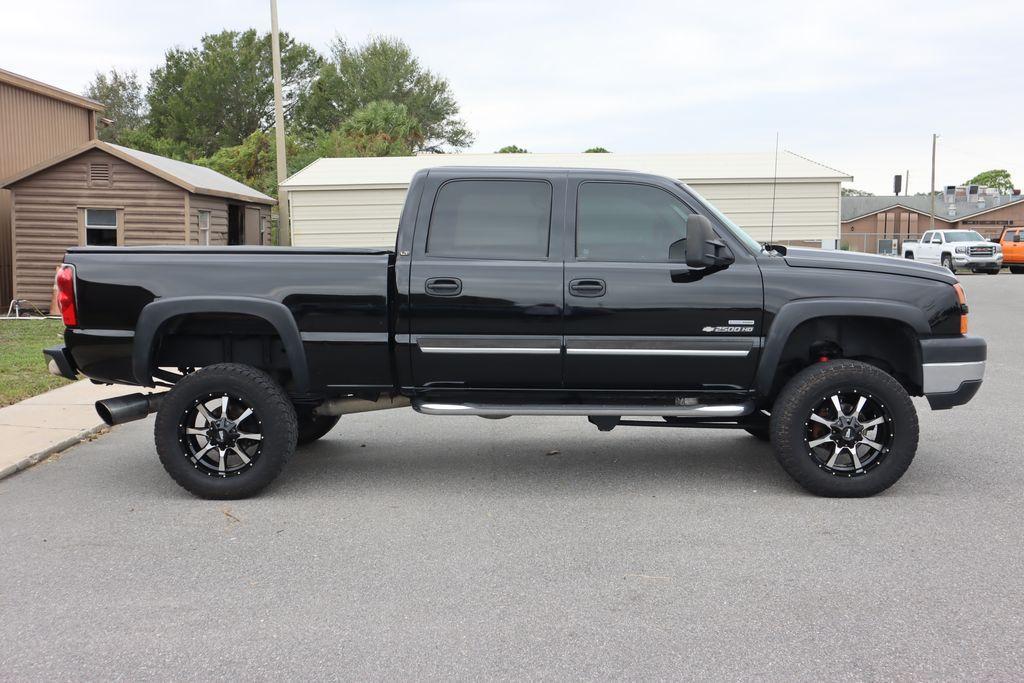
left=683, top=215, right=734, bottom=268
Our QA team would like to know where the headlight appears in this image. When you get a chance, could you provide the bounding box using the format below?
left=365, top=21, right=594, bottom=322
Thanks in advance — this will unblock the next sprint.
left=954, top=245, right=968, bottom=254
left=995, top=244, right=1003, bottom=253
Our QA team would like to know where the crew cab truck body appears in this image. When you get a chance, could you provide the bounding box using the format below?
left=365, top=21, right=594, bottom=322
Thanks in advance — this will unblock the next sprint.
left=903, top=229, right=1002, bottom=274
left=46, top=167, right=986, bottom=499
left=994, top=226, right=1024, bottom=273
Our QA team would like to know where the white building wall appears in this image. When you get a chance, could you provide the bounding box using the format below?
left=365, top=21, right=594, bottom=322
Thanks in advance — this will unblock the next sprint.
left=289, top=179, right=842, bottom=248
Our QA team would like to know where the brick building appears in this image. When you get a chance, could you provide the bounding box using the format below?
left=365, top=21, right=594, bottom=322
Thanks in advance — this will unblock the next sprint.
left=841, top=186, right=1024, bottom=254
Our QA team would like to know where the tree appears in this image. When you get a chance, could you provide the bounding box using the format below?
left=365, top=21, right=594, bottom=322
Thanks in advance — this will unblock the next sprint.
left=966, top=169, right=1014, bottom=194
left=296, top=35, right=472, bottom=152
left=197, top=130, right=321, bottom=198
left=84, top=69, right=146, bottom=144
left=841, top=188, right=874, bottom=197
left=146, top=29, right=321, bottom=158
left=320, top=101, right=423, bottom=158
left=583, top=147, right=610, bottom=153
left=496, top=145, right=528, bottom=153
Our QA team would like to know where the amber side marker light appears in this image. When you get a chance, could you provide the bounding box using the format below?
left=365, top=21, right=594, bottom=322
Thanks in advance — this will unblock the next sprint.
left=953, top=283, right=968, bottom=334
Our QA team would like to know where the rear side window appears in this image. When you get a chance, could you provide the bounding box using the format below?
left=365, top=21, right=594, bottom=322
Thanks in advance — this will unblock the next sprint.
left=576, top=182, right=691, bottom=262
left=426, top=180, right=551, bottom=259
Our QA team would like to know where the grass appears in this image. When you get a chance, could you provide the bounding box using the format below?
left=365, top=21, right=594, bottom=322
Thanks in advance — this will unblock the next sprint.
left=0, top=318, right=72, bottom=407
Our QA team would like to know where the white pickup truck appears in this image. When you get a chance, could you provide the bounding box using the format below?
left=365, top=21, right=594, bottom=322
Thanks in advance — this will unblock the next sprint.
left=903, top=229, right=1002, bottom=274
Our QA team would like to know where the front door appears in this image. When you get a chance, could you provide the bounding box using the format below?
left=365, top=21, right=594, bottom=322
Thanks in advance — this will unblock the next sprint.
left=408, top=171, right=566, bottom=389
left=562, top=175, right=764, bottom=392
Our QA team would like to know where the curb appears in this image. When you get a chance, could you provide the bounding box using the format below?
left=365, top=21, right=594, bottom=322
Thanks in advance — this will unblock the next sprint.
left=0, top=423, right=109, bottom=482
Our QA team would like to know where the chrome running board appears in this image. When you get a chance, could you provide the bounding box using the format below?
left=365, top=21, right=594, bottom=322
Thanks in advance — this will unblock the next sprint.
left=412, top=399, right=755, bottom=418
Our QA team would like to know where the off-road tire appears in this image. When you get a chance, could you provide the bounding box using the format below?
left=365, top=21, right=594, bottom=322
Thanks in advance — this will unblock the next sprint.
left=295, top=409, right=341, bottom=446
left=1010, top=266, right=1024, bottom=274
left=770, top=359, right=919, bottom=497
left=941, top=254, right=956, bottom=273
left=154, top=363, right=297, bottom=499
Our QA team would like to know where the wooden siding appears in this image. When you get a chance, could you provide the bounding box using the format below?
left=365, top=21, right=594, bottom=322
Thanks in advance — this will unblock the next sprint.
left=11, top=149, right=186, bottom=306
left=0, top=80, right=95, bottom=305
left=288, top=179, right=843, bottom=248
left=189, top=194, right=230, bottom=245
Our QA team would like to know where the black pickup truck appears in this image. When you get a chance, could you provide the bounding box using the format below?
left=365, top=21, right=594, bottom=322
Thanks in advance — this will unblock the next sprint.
left=45, top=167, right=986, bottom=499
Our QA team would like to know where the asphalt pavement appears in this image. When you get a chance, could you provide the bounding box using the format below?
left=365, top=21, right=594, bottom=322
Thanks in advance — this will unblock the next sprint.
left=1, top=273, right=1022, bottom=680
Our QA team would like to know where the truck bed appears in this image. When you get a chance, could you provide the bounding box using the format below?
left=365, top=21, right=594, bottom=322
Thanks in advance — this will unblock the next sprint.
left=63, top=246, right=395, bottom=393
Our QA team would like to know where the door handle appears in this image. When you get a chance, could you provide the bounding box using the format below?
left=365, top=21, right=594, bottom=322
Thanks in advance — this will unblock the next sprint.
left=568, top=278, right=606, bottom=297
left=425, top=277, right=462, bottom=297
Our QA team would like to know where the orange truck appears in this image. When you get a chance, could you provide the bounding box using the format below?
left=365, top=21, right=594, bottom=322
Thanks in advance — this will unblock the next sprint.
left=996, top=227, right=1024, bottom=273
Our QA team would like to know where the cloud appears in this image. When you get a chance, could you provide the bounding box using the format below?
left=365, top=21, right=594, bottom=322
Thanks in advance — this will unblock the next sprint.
left=3, top=0, right=1022, bottom=193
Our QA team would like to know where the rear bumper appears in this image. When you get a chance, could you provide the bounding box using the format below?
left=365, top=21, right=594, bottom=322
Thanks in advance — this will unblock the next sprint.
left=43, top=346, right=79, bottom=380
left=920, top=336, right=986, bottom=410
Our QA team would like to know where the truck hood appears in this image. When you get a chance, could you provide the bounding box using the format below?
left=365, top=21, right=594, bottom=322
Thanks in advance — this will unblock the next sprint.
left=782, top=247, right=957, bottom=284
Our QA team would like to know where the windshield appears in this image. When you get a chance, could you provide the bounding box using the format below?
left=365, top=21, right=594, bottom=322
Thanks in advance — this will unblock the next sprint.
left=943, top=231, right=986, bottom=242
left=678, top=183, right=764, bottom=254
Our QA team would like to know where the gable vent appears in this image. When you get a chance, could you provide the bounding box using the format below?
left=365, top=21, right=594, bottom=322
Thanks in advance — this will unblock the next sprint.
left=89, top=163, right=111, bottom=185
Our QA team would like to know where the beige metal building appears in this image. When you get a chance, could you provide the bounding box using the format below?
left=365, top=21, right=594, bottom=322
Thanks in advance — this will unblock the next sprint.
left=2, top=140, right=274, bottom=308
left=0, top=68, right=104, bottom=305
left=281, top=152, right=852, bottom=248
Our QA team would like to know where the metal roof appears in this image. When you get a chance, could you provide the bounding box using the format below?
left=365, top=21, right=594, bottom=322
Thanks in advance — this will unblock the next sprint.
left=842, top=194, right=1024, bottom=222
left=282, top=151, right=852, bottom=189
left=1, top=141, right=275, bottom=204
left=0, top=67, right=104, bottom=112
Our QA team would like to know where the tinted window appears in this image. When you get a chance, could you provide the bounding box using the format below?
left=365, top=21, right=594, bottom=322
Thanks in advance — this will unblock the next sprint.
left=577, top=182, right=691, bottom=262
left=426, top=180, right=551, bottom=259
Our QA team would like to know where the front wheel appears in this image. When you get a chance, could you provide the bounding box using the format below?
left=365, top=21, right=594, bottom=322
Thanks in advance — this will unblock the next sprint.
left=904, top=252, right=914, bottom=260
left=770, top=360, right=919, bottom=497
left=985, top=267, right=1001, bottom=275
left=1010, top=266, right=1024, bottom=274
left=154, top=363, right=297, bottom=499
left=941, top=254, right=956, bottom=273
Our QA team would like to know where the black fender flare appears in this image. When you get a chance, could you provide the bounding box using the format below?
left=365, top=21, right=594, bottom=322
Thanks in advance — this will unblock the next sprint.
left=756, top=298, right=931, bottom=396
left=132, top=296, right=310, bottom=393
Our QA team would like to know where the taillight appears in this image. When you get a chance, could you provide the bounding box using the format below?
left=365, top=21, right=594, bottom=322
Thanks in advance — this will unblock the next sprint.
left=55, top=264, right=78, bottom=327
left=953, top=283, right=968, bottom=334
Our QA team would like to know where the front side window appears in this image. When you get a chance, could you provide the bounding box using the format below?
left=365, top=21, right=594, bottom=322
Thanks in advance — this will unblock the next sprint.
left=577, top=182, right=691, bottom=262
left=84, top=208, right=118, bottom=246
left=426, top=180, right=551, bottom=259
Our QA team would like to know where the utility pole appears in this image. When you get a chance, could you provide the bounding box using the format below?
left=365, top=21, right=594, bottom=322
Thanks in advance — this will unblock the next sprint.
left=270, top=0, right=290, bottom=246
left=905, top=169, right=909, bottom=196
left=930, top=134, right=938, bottom=231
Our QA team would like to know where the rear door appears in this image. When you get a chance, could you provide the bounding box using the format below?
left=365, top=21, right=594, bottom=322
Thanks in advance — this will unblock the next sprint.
left=562, top=173, right=764, bottom=392
left=407, top=169, right=566, bottom=389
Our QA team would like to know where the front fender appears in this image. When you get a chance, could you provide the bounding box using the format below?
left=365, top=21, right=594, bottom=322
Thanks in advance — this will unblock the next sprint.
left=132, top=296, right=310, bottom=393
left=756, top=298, right=931, bottom=396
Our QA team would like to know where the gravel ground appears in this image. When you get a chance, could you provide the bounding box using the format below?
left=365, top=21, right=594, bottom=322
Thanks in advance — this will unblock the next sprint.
left=1, top=273, right=1021, bottom=680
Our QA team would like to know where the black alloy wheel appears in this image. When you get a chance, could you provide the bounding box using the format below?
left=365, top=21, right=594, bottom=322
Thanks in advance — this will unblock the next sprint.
left=155, top=363, right=297, bottom=499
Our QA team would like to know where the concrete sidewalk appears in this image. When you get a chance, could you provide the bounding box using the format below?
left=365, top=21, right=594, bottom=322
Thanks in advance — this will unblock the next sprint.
left=0, top=380, right=129, bottom=480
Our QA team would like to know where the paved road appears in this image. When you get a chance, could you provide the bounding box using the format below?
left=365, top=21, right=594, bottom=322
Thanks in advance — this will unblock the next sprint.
left=2, top=274, right=1022, bottom=680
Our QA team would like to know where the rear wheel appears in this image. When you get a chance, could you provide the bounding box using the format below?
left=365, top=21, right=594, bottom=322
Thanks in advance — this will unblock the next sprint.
left=941, top=254, right=956, bottom=273
left=904, top=252, right=914, bottom=260
left=154, top=363, right=297, bottom=499
left=770, top=360, right=918, bottom=497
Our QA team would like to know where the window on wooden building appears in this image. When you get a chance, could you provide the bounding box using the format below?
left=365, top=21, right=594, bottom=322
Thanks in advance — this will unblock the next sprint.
left=84, top=209, right=118, bottom=246
left=198, top=210, right=211, bottom=245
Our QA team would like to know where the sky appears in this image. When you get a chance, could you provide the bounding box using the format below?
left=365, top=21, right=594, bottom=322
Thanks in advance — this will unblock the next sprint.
left=2, top=0, right=1022, bottom=195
